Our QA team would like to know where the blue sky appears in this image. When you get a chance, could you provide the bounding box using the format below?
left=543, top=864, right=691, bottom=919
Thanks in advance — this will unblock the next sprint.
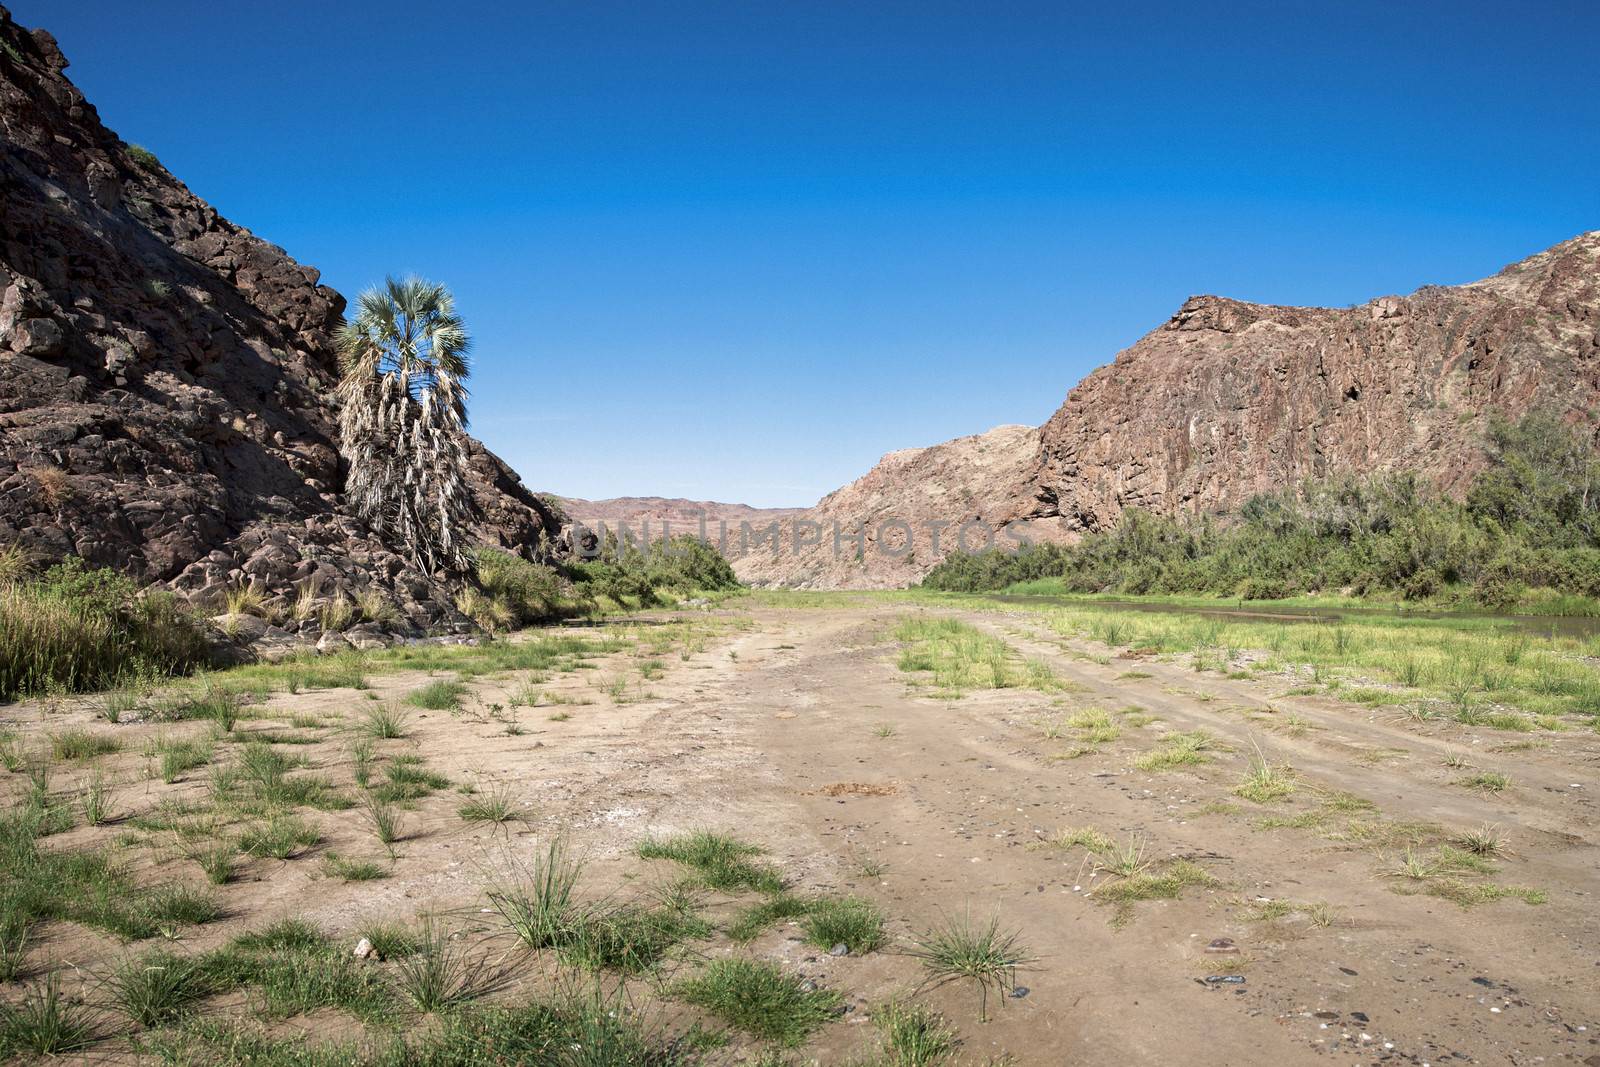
left=15, top=1, right=1599, bottom=506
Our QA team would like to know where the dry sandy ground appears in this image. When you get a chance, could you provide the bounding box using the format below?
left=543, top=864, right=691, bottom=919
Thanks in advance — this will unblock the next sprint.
left=5, top=599, right=1599, bottom=1065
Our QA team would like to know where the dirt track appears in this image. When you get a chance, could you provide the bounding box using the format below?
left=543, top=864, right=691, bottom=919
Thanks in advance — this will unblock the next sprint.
left=13, top=598, right=1600, bottom=1064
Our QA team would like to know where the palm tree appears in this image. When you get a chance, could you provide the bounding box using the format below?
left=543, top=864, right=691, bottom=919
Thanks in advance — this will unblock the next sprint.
left=336, top=276, right=476, bottom=574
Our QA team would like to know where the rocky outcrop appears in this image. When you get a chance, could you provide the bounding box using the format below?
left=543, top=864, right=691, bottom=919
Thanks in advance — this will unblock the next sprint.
left=1028, top=232, right=1600, bottom=532
left=742, top=233, right=1600, bottom=588
left=561, top=496, right=804, bottom=533
left=731, top=425, right=1045, bottom=589
left=0, top=7, right=560, bottom=636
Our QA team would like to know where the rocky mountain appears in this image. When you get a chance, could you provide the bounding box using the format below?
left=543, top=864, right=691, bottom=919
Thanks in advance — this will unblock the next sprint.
left=0, top=7, right=560, bottom=635
left=560, top=496, right=803, bottom=534
left=740, top=233, right=1600, bottom=588
left=730, top=425, right=1045, bottom=589
left=1028, top=233, right=1600, bottom=533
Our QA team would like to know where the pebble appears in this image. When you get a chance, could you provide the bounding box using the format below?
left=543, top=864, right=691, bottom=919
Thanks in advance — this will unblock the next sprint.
left=1011, top=986, right=1030, bottom=998
left=829, top=943, right=850, bottom=957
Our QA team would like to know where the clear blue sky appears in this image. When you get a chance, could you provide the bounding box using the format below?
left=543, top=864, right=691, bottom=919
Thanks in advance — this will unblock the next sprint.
left=14, top=1, right=1599, bottom=506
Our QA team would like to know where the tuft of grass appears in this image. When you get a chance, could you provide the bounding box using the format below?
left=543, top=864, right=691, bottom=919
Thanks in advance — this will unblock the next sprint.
left=908, top=911, right=1034, bottom=1023
left=356, top=921, right=419, bottom=960
left=871, top=1001, right=959, bottom=1066
left=486, top=839, right=582, bottom=950
left=149, top=735, right=213, bottom=783
left=189, top=841, right=237, bottom=886
left=677, top=958, right=841, bottom=1047
left=727, top=893, right=815, bottom=943
left=350, top=737, right=375, bottom=787
left=1093, top=835, right=1152, bottom=878
left=207, top=926, right=390, bottom=1021
left=1234, top=749, right=1295, bottom=803
left=394, top=917, right=518, bottom=1013
left=1453, top=823, right=1506, bottom=856
left=238, top=814, right=320, bottom=860
left=79, top=771, right=116, bottom=826
left=0, top=972, right=99, bottom=1057
left=1134, top=730, right=1218, bottom=771
left=458, top=784, right=521, bottom=825
left=801, top=896, right=885, bottom=955
left=1458, top=771, right=1511, bottom=793
left=636, top=831, right=784, bottom=893
left=360, top=703, right=410, bottom=740
left=559, top=902, right=711, bottom=975
left=50, top=728, right=120, bottom=761
left=106, top=949, right=210, bottom=1026
left=362, top=795, right=407, bottom=852
left=1092, top=860, right=1217, bottom=925
left=321, top=852, right=388, bottom=882
left=370, top=759, right=450, bottom=802
left=1423, top=880, right=1547, bottom=908
left=100, top=687, right=142, bottom=723
left=407, top=680, right=466, bottom=711
left=1038, top=826, right=1114, bottom=853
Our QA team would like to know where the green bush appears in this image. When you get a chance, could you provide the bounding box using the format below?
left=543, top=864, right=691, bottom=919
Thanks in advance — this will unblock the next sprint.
left=565, top=533, right=740, bottom=609
left=474, top=548, right=567, bottom=624
left=0, top=558, right=209, bottom=700
left=924, top=412, right=1600, bottom=611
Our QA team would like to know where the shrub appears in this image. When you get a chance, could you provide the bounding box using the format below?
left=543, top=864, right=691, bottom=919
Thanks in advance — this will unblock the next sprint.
left=0, top=559, right=209, bottom=700
left=921, top=412, right=1600, bottom=611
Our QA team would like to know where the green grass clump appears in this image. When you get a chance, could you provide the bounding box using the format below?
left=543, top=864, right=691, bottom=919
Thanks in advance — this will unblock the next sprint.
left=486, top=839, right=582, bottom=950
left=1092, top=859, right=1218, bottom=927
left=322, top=852, right=388, bottom=882
left=870, top=1001, right=959, bottom=1066
left=238, top=815, right=320, bottom=860
left=355, top=921, right=419, bottom=960
left=727, top=893, right=816, bottom=942
left=0, top=807, right=220, bottom=942
left=1234, top=753, right=1295, bottom=803
left=407, top=680, right=466, bottom=711
left=106, top=949, right=210, bottom=1026
left=49, top=729, right=120, bottom=761
left=677, top=958, right=841, bottom=1046
left=1458, top=771, right=1511, bottom=792
left=0, top=559, right=208, bottom=701
left=370, top=759, right=450, bottom=802
left=801, top=897, right=885, bottom=955
left=394, top=918, right=518, bottom=1013
left=149, top=735, right=213, bottom=783
left=908, top=912, right=1033, bottom=1023
left=894, top=617, right=1043, bottom=695
left=1134, top=730, right=1218, bottom=771
left=457, top=784, right=521, bottom=825
left=360, top=703, right=410, bottom=739
left=0, top=972, right=99, bottom=1058
left=141, top=992, right=674, bottom=1065
left=559, top=903, right=710, bottom=975
left=636, top=831, right=783, bottom=893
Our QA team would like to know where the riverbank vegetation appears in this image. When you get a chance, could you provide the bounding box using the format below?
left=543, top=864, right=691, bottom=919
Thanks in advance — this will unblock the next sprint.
left=923, top=413, right=1600, bottom=614
left=0, top=554, right=209, bottom=702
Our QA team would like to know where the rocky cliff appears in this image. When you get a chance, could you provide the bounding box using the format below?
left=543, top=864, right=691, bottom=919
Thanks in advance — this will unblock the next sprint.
left=741, top=233, right=1600, bottom=588
left=730, top=425, right=1045, bottom=589
left=1028, top=232, right=1600, bottom=532
left=0, top=7, right=560, bottom=635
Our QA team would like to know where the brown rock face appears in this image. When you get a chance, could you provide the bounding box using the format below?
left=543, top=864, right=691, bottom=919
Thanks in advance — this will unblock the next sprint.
left=731, top=425, right=1046, bottom=589
left=743, top=234, right=1600, bottom=588
left=1029, top=233, right=1600, bottom=532
left=0, top=7, right=559, bottom=628
left=560, top=497, right=804, bottom=533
